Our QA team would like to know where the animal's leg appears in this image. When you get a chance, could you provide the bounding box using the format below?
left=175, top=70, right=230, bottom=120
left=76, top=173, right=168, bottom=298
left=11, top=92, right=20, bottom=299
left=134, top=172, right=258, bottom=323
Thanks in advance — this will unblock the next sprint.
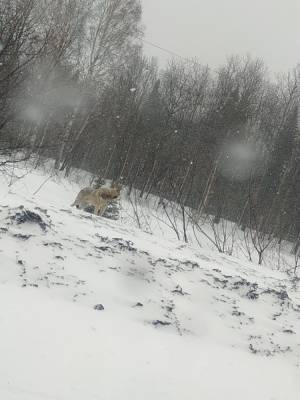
left=97, top=201, right=107, bottom=216
left=97, top=205, right=104, bottom=216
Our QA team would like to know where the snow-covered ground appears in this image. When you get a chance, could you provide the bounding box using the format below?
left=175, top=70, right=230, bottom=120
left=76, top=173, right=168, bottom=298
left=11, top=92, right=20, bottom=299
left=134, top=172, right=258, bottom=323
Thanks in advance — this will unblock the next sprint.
left=0, top=163, right=300, bottom=400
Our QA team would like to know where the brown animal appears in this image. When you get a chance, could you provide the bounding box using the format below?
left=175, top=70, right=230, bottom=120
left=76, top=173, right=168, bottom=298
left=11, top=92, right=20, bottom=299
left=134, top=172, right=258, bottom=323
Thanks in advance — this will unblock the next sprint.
left=71, top=183, right=121, bottom=216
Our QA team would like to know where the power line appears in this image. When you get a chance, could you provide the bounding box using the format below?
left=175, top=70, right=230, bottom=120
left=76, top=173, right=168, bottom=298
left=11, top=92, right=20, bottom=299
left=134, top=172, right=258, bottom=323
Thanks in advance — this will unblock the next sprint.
left=141, top=38, right=189, bottom=61
left=139, top=37, right=208, bottom=69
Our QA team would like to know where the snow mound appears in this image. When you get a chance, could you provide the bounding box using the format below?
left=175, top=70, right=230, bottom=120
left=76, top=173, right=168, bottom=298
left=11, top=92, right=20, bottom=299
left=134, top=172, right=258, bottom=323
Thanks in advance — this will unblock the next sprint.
left=0, top=167, right=300, bottom=400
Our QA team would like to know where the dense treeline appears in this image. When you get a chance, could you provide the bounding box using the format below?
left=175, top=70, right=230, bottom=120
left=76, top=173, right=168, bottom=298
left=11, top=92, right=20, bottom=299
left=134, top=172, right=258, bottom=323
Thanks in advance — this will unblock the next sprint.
left=1, top=0, right=300, bottom=255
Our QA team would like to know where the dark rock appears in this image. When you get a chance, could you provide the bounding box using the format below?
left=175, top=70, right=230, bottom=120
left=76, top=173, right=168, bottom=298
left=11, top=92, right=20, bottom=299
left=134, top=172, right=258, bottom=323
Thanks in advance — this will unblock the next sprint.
left=83, top=205, right=95, bottom=214
left=172, top=285, right=189, bottom=296
left=10, top=208, right=49, bottom=231
left=283, top=329, right=295, bottom=334
left=232, top=309, right=244, bottom=317
left=213, top=276, right=228, bottom=288
left=262, top=288, right=290, bottom=301
left=43, top=242, right=63, bottom=249
left=165, top=306, right=174, bottom=312
left=112, top=238, right=136, bottom=252
left=246, top=290, right=259, bottom=300
left=102, top=200, right=120, bottom=220
left=13, top=233, right=32, bottom=240
left=152, top=320, right=171, bottom=326
left=95, top=245, right=111, bottom=252
left=94, top=304, right=104, bottom=311
left=249, top=344, right=258, bottom=354
left=277, top=290, right=289, bottom=301
left=134, top=302, right=143, bottom=307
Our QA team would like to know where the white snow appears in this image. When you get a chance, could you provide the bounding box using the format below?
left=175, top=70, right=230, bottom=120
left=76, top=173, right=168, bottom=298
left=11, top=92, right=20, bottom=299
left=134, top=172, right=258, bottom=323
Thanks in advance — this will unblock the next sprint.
left=0, top=162, right=299, bottom=400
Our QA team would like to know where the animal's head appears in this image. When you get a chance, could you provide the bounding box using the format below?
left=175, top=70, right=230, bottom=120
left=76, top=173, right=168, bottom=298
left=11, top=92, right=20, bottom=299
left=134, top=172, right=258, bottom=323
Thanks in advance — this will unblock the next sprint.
left=111, top=181, right=122, bottom=195
left=112, top=184, right=122, bottom=199
left=99, top=188, right=120, bottom=200
left=71, top=200, right=83, bottom=209
left=98, top=183, right=122, bottom=201
left=111, top=188, right=120, bottom=199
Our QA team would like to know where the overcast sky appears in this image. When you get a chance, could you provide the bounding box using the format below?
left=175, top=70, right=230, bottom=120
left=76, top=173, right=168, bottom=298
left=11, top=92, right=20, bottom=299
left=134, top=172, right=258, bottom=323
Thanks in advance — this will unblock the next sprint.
left=142, top=0, right=300, bottom=73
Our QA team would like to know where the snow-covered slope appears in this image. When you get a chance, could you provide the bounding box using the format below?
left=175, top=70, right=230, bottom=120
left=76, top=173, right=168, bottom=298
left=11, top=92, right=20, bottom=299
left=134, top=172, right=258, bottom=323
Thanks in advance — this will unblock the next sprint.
left=0, top=166, right=299, bottom=400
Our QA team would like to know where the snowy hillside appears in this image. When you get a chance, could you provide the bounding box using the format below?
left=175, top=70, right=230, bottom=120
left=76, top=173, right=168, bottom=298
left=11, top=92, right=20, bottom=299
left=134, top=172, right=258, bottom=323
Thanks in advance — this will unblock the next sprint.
left=0, top=165, right=300, bottom=400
